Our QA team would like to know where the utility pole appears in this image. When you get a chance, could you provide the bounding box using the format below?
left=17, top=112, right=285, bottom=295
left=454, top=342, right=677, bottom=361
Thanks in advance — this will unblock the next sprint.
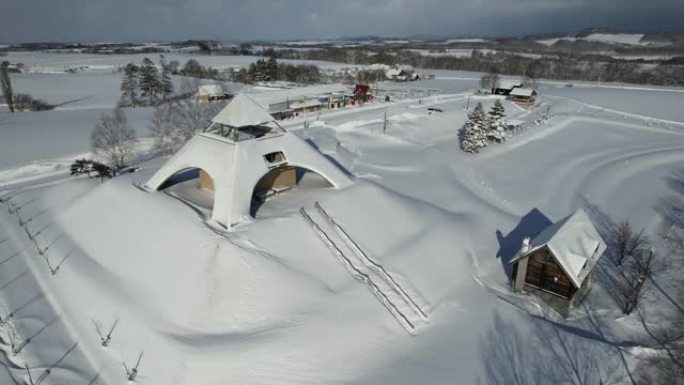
left=383, top=111, right=388, bottom=135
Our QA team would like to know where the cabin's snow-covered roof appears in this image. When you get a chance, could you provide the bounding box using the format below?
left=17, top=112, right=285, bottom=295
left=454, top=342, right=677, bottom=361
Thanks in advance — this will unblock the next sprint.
left=386, top=68, right=403, bottom=77
left=197, top=84, right=224, bottom=96
left=510, top=88, right=536, bottom=97
left=211, top=94, right=275, bottom=127
left=513, top=208, right=606, bottom=288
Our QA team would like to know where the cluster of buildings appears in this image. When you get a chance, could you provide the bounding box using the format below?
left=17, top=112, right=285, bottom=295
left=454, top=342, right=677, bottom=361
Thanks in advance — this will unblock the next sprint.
left=385, top=67, right=420, bottom=82
left=493, top=80, right=538, bottom=105
left=244, top=83, right=373, bottom=120
left=173, top=84, right=598, bottom=317
left=196, top=83, right=373, bottom=120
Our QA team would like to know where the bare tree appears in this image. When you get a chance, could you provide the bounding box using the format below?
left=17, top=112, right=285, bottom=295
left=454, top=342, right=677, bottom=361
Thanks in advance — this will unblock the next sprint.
left=0, top=61, right=14, bottom=112
left=603, top=219, right=655, bottom=314
left=612, top=220, right=649, bottom=265
left=634, top=179, right=684, bottom=383
left=522, top=75, right=540, bottom=91
left=179, top=77, right=201, bottom=97
left=480, top=72, right=500, bottom=94
left=621, top=247, right=655, bottom=314
left=91, top=109, right=137, bottom=169
left=149, top=99, right=225, bottom=154
left=634, top=230, right=684, bottom=383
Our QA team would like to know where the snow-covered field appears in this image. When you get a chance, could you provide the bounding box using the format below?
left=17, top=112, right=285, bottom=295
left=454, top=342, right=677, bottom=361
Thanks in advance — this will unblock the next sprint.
left=4, top=52, right=352, bottom=73
left=1, top=52, right=684, bottom=384
left=536, top=33, right=657, bottom=47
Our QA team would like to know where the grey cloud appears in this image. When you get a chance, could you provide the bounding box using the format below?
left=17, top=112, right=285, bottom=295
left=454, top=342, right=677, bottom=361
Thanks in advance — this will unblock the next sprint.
left=1, top=0, right=682, bottom=43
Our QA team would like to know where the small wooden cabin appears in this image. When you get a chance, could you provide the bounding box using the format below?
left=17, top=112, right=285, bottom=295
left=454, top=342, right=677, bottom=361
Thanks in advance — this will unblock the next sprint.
left=510, top=208, right=605, bottom=307
left=509, top=88, right=537, bottom=104
left=196, top=84, right=229, bottom=102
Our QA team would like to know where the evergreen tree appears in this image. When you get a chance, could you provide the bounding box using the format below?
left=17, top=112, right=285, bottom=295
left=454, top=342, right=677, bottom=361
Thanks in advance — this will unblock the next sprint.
left=461, top=102, right=487, bottom=153
left=249, top=59, right=271, bottom=82
left=486, top=99, right=507, bottom=142
left=160, top=70, right=173, bottom=100
left=139, top=57, right=161, bottom=105
left=266, top=56, right=278, bottom=81
left=1, top=61, right=15, bottom=112
left=158, top=55, right=174, bottom=100
left=120, top=63, right=139, bottom=107
left=70, top=158, right=94, bottom=177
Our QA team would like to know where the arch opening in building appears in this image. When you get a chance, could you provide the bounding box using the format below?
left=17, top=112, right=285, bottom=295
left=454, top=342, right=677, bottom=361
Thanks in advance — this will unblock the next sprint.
left=250, top=165, right=334, bottom=217
left=157, top=167, right=216, bottom=216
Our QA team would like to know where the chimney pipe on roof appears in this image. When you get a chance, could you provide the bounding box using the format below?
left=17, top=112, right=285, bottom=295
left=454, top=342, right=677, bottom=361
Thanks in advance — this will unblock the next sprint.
left=521, top=237, right=531, bottom=254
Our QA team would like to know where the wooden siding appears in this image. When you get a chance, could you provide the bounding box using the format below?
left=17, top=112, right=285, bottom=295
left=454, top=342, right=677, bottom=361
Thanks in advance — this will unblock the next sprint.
left=254, top=166, right=296, bottom=195
left=523, top=248, right=575, bottom=299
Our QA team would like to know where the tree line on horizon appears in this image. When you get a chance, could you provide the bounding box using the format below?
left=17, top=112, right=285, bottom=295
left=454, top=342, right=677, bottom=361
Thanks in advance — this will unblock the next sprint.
left=272, top=47, right=684, bottom=87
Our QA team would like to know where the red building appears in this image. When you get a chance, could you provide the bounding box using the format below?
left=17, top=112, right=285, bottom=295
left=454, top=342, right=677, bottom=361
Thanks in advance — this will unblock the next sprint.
left=353, top=84, right=372, bottom=104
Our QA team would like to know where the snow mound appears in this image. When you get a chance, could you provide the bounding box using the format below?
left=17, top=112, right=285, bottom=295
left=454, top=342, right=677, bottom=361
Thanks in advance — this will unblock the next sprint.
left=47, top=173, right=473, bottom=383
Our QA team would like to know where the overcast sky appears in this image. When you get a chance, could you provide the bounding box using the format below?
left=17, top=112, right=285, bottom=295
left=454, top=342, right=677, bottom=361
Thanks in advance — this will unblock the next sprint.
left=2, top=0, right=683, bottom=43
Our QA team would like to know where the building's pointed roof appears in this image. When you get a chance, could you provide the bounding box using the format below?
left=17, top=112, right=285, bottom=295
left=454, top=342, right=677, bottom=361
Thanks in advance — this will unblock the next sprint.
left=211, top=94, right=274, bottom=128
left=511, top=208, right=606, bottom=288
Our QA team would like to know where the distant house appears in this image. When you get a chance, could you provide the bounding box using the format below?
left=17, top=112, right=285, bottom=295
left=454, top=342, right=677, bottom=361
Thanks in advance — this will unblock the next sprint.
left=385, top=67, right=420, bottom=82
left=385, top=68, right=404, bottom=81
left=494, top=80, right=522, bottom=95
left=196, top=84, right=230, bottom=102
left=510, top=208, right=606, bottom=307
left=509, top=88, right=537, bottom=104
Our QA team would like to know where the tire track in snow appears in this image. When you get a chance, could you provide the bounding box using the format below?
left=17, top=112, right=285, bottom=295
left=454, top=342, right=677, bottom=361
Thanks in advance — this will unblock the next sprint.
left=541, top=144, right=684, bottom=213
left=545, top=94, right=684, bottom=127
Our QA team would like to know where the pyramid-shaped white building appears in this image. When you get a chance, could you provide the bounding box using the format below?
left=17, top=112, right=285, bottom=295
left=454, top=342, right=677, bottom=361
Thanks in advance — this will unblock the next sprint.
left=145, top=94, right=353, bottom=229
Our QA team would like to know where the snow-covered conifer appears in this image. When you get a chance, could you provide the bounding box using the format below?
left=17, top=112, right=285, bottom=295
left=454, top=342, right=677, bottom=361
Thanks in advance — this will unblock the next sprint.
left=139, top=57, right=161, bottom=105
left=159, top=55, right=174, bottom=100
left=266, top=56, right=278, bottom=81
left=120, top=63, right=139, bottom=107
left=486, top=99, right=507, bottom=142
left=461, top=102, right=488, bottom=153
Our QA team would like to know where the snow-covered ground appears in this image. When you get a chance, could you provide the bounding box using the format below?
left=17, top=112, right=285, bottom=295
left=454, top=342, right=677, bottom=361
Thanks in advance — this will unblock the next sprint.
left=1, top=52, right=684, bottom=384
left=536, top=33, right=657, bottom=47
